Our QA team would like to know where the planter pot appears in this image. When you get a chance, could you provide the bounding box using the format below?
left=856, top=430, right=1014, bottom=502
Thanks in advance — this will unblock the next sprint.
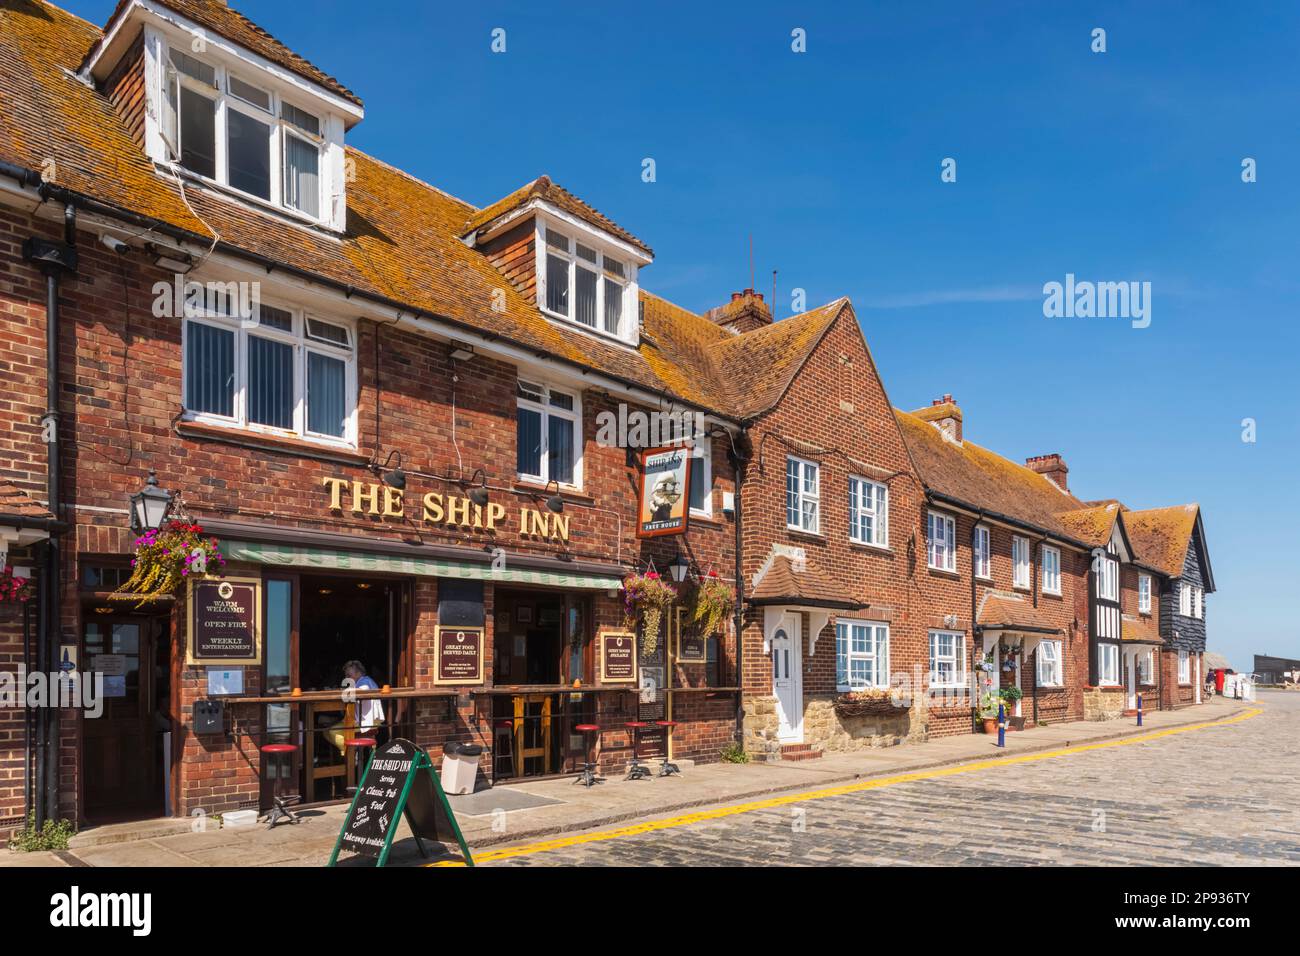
left=834, top=698, right=897, bottom=719
left=1006, top=716, right=1027, bottom=732
left=980, top=717, right=999, bottom=734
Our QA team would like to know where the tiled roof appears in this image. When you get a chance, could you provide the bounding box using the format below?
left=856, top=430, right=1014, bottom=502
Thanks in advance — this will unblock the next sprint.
left=976, top=591, right=1063, bottom=633
left=0, top=480, right=53, bottom=520
left=463, top=175, right=653, bottom=257
left=750, top=555, right=867, bottom=609
left=85, top=0, right=362, bottom=107
left=1125, top=504, right=1199, bottom=579
left=1056, top=503, right=1121, bottom=549
left=1120, top=613, right=1161, bottom=644
left=895, top=409, right=1089, bottom=542
left=713, top=300, right=848, bottom=419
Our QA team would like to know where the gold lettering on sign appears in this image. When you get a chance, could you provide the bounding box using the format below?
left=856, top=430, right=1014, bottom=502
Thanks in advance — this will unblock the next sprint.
left=351, top=481, right=381, bottom=515
left=323, top=476, right=348, bottom=511
left=382, top=486, right=404, bottom=518
left=446, top=496, right=471, bottom=526
left=485, top=502, right=506, bottom=531
left=422, top=492, right=444, bottom=523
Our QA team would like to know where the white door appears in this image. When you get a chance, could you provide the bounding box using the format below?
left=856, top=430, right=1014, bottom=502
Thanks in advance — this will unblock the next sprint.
left=771, top=616, right=803, bottom=742
left=1194, top=656, right=1202, bottom=703
left=1125, top=650, right=1137, bottom=710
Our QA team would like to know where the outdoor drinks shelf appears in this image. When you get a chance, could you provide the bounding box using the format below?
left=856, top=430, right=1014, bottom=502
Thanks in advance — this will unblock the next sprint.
left=220, top=688, right=457, bottom=704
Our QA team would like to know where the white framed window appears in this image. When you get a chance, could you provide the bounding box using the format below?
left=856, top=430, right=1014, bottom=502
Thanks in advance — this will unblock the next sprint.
left=1097, top=643, right=1120, bottom=686
left=538, top=223, right=631, bottom=340
left=1041, top=544, right=1061, bottom=595
left=973, top=525, right=991, bottom=579
left=1138, top=574, right=1152, bottom=614
left=928, top=630, right=966, bottom=687
left=516, top=380, right=582, bottom=487
left=1097, top=554, right=1119, bottom=601
left=182, top=299, right=355, bottom=445
left=836, top=620, right=889, bottom=691
left=927, top=510, right=956, bottom=572
left=1138, top=649, right=1154, bottom=685
left=848, top=476, right=888, bottom=547
left=1036, top=639, right=1063, bottom=686
left=161, top=46, right=327, bottom=222
left=1193, top=586, right=1203, bottom=619
left=1177, top=648, right=1190, bottom=683
left=688, top=444, right=712, bottom=517
left=785, top=457, right=820, bottom=533
left=1013, top=535, right=1031, bottom=589
left=1179, top=581, right=1192, bottom=616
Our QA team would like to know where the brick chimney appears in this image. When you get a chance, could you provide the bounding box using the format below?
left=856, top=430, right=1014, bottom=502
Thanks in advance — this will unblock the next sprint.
left=1026, top=453, right=1069, bottom=491
left=910, top=394, right=962, bottom=444
left=705, top=289, right=772, bottom=335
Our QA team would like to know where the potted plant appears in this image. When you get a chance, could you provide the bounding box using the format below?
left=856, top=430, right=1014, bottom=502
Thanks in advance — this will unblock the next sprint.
left=0, top=565, right=34, bottom=606
left=977, top=691, right=1001, bottom=733
left=833, top=688, right=897, bottom=718
left=620, top=569, right=676, bottom=656
left=689, top=570, right=735, bottom=639
left=999, top=686, right=1025, bottom=730
left=117, top=519, right=226, bottom=607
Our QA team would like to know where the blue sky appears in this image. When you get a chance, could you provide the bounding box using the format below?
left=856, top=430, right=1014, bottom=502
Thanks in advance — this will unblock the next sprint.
left=64, top=1, right=1300, bottom=669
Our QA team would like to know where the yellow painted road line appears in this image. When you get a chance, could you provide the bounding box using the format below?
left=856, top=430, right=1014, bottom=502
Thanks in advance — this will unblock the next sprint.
left=431, top=706, right=1263, bottom=867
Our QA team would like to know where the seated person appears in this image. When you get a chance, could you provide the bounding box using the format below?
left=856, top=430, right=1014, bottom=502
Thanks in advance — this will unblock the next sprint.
left=326, top=660, right=386, bottom=755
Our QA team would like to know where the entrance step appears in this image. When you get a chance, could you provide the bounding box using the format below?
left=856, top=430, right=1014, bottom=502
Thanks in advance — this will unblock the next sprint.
left=779, top=743, right=823, bottom=762
left=68, top=816, right=200, bottom=849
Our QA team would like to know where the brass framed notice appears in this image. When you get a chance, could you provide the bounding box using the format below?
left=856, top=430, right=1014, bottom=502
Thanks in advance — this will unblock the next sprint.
left=187, top=576, right=262, bottom=665
left=434, top=626, right=485, bottom=685
left=599, top=630, right=638, bottom=684
left=673, top=606, right=707, bottom=663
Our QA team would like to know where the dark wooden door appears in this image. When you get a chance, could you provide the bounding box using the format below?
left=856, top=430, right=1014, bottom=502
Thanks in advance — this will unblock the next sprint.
left=82, top=615, right=165, bottom=821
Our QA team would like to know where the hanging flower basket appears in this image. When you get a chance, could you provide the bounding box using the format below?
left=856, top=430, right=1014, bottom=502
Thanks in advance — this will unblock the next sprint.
left=833, top=689, right=898, bottom=718
left=0, top=566, right=34, bottom=605
left=689, top=570, right=735, bottom=639
left=116, top=519, right=226, bottom=607
left=620, top=569, right=676, bottom=657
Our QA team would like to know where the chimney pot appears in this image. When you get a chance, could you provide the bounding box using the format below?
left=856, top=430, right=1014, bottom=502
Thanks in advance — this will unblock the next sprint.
left=1026, top=453, right=1069, bottom=491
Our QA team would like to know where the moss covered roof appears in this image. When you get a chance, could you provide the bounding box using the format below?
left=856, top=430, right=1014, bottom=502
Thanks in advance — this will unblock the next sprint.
left=1124, top=504, right=1200, bottom=579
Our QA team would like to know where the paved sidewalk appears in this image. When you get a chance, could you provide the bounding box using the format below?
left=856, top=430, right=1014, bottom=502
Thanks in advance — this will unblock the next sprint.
left=2, top=697, right=1249, bottom=867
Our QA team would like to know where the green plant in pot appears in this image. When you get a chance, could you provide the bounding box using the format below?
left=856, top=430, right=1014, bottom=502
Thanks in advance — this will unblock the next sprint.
left=978, top=691, right=1001, bottom=732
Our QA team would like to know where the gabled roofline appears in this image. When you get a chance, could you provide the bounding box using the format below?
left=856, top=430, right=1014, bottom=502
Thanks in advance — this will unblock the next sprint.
left=1191, top=507, right=1215, bottom=593
left=925, top=490, right=1093, bottom=552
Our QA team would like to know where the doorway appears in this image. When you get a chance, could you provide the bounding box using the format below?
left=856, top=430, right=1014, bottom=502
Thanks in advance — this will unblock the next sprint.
left=771, top=614, right=803, bottom=743
left=82, top=612, right=171, bottom=824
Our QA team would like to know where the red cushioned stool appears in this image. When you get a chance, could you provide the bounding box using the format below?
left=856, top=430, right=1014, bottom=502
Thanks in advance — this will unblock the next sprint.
left=654, top=721, right=681, bottom=777
left=624, top=721, right=653, bottom=780
left=260, top=742, right=301, bottom=828
left=492, top=719, right=516, bottom=780
left=344, top=736, right=377, bottom=797
left=572, top=724, right=603, bottom=787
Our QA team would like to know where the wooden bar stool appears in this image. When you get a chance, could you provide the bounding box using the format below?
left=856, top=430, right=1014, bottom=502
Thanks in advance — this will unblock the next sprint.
left=624, top=721, right=653, bottom=780
left=344, top=736, right=377, bottom=796
left=572, top=724, right=603, bottom=787
left=260, top=742, right=301, bottom=828
left=492, top=719, right=515, bottom=780
left=654, top=720, right=681, bottom=777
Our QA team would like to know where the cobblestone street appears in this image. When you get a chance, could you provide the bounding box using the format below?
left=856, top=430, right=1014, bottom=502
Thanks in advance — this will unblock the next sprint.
left=476, top=693, right=1299, bottom=867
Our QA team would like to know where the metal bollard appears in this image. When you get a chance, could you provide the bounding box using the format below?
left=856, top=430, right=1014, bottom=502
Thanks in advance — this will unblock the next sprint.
left=997, top=703, right=1006, bottom=748
left=1136, top=692, right=1143, bottom=726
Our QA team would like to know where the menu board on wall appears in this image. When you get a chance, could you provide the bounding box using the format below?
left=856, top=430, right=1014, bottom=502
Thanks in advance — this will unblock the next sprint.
left=434, top=626, right=484, bottom=685
left=599, top=630, right=637, bottom=683
left=187, top=577, right=261, bottom=665
left=674, top=607, right=707, bottom=663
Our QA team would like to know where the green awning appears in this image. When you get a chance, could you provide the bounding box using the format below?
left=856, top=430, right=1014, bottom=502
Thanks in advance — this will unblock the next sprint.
left=218, top=540, right=621, bottom=590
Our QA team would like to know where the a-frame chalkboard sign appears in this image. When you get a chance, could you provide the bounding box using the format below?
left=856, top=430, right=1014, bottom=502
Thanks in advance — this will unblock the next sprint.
left=328, top=738, right=474, bottom=867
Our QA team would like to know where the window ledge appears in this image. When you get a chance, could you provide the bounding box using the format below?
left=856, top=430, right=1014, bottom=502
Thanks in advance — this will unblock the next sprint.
left=176, top=420, right=367, bottom=464
left=1042, top=590, right=1063, bottom=599
left=786, top=527, right=825, bottom=541
left=689, top=512, right=724, bottom=528
left=849, top=540, right=891, bottom=554
left=512, top=480, right=592, bottom=504
left=927, top=566, right=960, bottom=579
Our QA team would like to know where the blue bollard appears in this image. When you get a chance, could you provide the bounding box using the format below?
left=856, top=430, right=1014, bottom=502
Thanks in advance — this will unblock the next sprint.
left=997, top=703, right=1006, bottom=748
left=1136, top=692, right=1143, bottom=726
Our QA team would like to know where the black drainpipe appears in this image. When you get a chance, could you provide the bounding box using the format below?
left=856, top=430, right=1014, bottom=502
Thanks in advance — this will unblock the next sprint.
left=731, top=429, right=748, bottom=742
left=23, top=200, right=78, bottom=827
left=970, top=513, right=980, bottom=732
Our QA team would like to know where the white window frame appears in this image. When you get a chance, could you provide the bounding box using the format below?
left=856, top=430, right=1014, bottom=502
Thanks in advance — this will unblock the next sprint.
left=1012, top=535, right=1031, bottom=590
left=973, top=524, right=991, bottom=579
left=1036, top=639, right=1063, bottom=687
left=688, top=444, right=713, bottom=518
left=848, top=476, right=888, bottom=548
left=1193, top=586, right=1203, bottom=619
left=1041, top=544, right=1061, bottom=596
left=785, top=456, right=820, bottom=534
left=515, top=379, right=583, bottom=489
left=160, top=40, right=329, bottom=224
left=1138, top=649, right=1154, bottom=685
left=1177, top=648, right=1190, bottom=684
left=1097, top=643, right=1120, bottom=686
left=1138, top=574, right=1152, bottom=614
left=536, top=220, right=634, bottom=344
left=1098, top=554, right=1119, bottom=601
left=835, top=619, right=890, bottom=692
left=927, top=510, right=956, bottom=572
left=181, top=298, right=357, bottom=447
left=928, top=630, right=966, bottom=688
left=1179, top=581, right=1192, bottom=616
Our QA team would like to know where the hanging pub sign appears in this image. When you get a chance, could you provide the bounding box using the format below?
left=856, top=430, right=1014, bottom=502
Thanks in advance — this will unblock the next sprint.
left=673, top=607, right=707, bottom=663
left=434, top=625, right=485, bottom=685
left=599, top=630, right=637, bottom=683
left=186, top=577, right=261, bottom=665
left=636, top=447, right=692, bottom=538
left=328, top=738, right=473, bottom=867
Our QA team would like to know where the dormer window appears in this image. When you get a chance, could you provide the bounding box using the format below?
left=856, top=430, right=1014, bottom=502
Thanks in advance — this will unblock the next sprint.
left=541, top=224, right=630, bottom=338
left=162, top=47, right=325, bottom=221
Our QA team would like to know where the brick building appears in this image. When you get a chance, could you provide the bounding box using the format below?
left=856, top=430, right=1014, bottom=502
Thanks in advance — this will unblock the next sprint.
left=0, top=0, right=1215, bottom=837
